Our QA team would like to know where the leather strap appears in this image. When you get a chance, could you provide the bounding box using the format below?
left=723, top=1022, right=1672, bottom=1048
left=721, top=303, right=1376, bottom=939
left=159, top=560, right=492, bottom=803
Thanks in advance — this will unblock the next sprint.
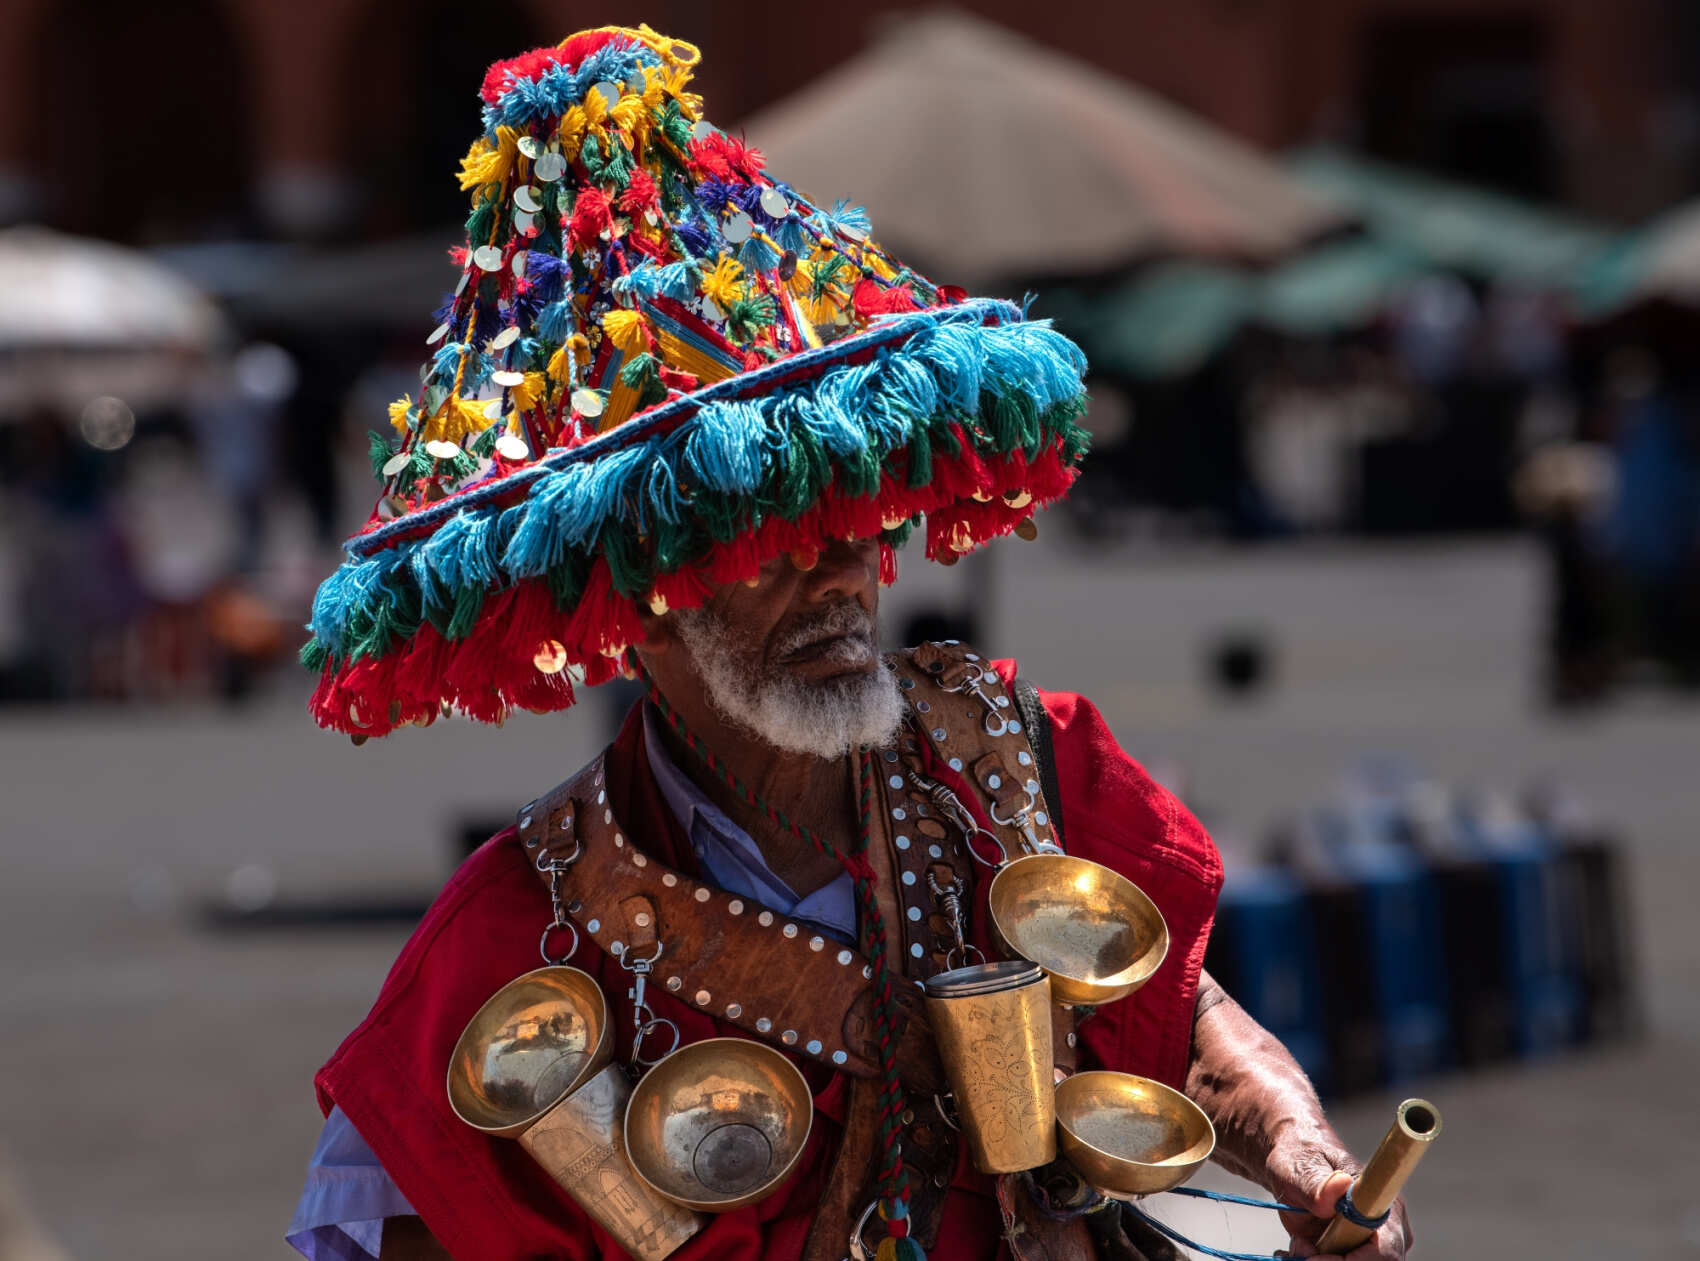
left=517, top=757, right=942, bottom=1087
left=1013, top=676, right=1065, bottom=845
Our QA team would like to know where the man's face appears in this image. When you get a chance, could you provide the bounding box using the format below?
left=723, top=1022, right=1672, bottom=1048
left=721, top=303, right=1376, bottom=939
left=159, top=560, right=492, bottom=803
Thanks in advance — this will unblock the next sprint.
left=641, top=538, right=905, bottom=758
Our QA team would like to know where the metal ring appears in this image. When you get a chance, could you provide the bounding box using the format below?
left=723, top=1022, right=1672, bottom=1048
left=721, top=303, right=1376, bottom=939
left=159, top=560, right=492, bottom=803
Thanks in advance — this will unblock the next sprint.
left=539, top=919, right=579, bottom=965
left=933, top=1092, right=961, bottom=1131
left=981, top=709, right=1009, bottom=738
left=847, top=1198, right=881, bottom=1261
left=631, top=1016, right=680, bottom=1067
left=946, top=942, right=986, bottom=970
left=963, top=827, right=1009, bottom=868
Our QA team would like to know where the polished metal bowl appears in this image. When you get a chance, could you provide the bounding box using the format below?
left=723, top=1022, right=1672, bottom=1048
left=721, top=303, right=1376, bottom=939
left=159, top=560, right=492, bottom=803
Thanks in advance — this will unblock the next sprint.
left=987, top=854, right=1169, bottom=1006
left=624, top=1037, right=814, bottom=1212
left=447, top=966, right=612, bottom=1138
left=1054, top=1071, right=1215, bottom=1198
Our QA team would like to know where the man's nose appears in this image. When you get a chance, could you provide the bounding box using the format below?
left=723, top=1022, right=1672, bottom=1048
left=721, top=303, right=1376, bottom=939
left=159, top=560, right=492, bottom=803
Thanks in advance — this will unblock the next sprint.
left=797, top=538, right=881, bottom=605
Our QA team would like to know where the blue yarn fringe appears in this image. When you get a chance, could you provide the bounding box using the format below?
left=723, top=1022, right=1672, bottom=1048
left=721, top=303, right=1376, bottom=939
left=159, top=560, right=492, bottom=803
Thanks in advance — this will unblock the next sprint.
left=307, top=300, right=1088, bottom=664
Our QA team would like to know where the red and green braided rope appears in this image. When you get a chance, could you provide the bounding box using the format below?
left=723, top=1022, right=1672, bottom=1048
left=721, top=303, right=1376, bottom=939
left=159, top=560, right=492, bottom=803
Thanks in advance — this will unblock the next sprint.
left=633, top=656, right=914, bottom=1240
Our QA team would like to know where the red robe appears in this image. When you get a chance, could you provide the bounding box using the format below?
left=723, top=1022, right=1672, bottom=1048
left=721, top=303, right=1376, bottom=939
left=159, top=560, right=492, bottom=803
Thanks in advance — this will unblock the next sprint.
left=314, top=665, right=1223, bottom=1260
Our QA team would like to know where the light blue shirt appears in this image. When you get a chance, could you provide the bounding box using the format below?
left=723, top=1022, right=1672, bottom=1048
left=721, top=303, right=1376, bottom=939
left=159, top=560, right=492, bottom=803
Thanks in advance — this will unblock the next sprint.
left=287, top=707, right=857, bottom=1258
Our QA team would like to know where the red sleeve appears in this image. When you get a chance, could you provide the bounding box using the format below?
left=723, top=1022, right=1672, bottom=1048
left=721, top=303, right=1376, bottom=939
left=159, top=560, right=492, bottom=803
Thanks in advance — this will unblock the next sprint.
left=993, top=657, right=1223, bottom=1088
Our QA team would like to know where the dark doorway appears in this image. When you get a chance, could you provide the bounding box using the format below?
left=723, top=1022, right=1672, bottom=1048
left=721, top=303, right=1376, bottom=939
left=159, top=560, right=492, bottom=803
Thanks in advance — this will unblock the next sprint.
left=1360, top=15, right=1555, bottom=200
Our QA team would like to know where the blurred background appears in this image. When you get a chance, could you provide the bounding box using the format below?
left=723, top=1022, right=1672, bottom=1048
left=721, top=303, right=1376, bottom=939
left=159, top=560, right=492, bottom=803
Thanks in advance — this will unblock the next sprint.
left=1, top=1, right=1698, bottom=1258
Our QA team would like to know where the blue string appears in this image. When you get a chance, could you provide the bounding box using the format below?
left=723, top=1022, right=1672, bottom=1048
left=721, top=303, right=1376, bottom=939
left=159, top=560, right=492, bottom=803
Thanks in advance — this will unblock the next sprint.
left=1167, top=1186, right=1308, bottom=1214
left=1334, top=1184, right=1390, bottom=1231
left=1124, top=1203, right=1289, bottom=1261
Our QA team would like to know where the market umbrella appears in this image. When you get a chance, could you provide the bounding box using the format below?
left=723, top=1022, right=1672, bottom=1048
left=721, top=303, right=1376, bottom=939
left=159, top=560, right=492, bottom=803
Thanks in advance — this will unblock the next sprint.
left=1572, top=201, right=1700, bottom=316
left=0, top=226, right=231, bottom=414
left=741, top=10, right=1346, bottom=287
left=1257, top=236, right=1426, bottom=337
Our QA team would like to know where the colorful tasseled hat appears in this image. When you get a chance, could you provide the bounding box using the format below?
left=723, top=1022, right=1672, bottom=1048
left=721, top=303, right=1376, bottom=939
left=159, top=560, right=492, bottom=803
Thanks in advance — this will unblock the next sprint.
left=304, top=25, right=1091, bottom=739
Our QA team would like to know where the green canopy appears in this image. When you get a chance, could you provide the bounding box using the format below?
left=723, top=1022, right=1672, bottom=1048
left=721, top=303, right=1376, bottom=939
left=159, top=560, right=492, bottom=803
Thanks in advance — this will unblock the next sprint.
left=1039, top=262, right=1256, bottom=380
left=1289, top=147, right=1615, bottom=284
left=1258, top=237, right=1426, bottom=337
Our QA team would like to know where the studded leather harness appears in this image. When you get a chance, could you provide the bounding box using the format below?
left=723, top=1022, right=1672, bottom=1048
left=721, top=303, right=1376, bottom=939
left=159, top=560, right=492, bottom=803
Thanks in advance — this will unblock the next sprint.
left=516, top=642, right=1078, bottom=1256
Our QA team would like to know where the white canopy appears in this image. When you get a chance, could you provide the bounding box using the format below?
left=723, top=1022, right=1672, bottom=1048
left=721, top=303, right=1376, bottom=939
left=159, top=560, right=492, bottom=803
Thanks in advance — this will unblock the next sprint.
left=741, top=10, right=1345, bottom=287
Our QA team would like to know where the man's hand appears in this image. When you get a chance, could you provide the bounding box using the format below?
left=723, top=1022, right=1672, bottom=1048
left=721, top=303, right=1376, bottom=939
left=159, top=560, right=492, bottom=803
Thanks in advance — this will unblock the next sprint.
left=1184, top=972, right=1414, bottom=1259
left=1265, top=1139, right=1411, bottom=1260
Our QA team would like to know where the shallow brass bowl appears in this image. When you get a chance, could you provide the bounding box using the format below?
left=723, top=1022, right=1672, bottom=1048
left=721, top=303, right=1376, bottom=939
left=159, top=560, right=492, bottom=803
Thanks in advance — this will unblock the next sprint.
left=1055, top=1071, right=1215, bottom=1199
left=987, top=855, right=1169, bottom=1006
left=624, top=1037, right=814, bottom=1212
left=447, top=966, right=612, bottom=1138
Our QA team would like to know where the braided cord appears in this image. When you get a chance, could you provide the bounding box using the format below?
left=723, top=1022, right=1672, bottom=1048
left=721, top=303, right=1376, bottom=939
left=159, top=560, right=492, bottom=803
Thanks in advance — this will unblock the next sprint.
left=636, top=659, right=914, bottom=1236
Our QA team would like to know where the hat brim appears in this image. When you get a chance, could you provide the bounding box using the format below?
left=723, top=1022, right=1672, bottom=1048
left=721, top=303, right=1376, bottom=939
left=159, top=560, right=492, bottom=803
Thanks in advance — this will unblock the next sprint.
left=304, top=297, right=1089, bottom=737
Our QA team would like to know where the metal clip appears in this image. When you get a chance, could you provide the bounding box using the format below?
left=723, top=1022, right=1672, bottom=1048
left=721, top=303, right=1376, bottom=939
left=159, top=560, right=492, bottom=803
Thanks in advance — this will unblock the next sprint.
left=619, top=941, right=679, bottom=1067
left=907, top=770, right=1009, bottom=868
left=928, top=870, right=984, bottom=970
left=538, top=857, right=581, bottom=964
left=943, top=667, right=1011, bottom=737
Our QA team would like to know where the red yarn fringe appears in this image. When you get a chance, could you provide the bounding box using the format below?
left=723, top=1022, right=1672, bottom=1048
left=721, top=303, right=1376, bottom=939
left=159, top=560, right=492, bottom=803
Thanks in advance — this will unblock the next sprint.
left=310, top=438, right=1078, bottom=737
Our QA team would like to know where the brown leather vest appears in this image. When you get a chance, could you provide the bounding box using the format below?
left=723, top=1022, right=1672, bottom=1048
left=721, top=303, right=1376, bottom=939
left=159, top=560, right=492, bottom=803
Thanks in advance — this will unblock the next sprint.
left=516, top=642, right=1082, bottom=1259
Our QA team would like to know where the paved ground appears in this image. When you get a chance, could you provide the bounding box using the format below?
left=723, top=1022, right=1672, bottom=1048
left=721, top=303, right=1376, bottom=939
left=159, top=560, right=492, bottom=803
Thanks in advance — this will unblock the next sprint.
left=2, top=535, right=1696, bottom=1259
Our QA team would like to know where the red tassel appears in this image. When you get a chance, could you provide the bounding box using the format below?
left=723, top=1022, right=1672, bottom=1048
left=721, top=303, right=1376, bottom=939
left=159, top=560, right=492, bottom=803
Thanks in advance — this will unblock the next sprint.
left=567, top=187, right=614, bottom=251
left=853, top=279, right=919, bottom=319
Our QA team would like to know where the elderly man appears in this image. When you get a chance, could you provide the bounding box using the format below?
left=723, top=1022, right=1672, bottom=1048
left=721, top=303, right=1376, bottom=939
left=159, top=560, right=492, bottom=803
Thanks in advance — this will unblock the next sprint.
left=290, top=25, right=1412, bottom=1261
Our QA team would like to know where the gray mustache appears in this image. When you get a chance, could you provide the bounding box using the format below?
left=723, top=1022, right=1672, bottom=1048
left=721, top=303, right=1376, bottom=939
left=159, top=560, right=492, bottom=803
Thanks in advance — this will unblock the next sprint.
left=776, top=603, right=875, bottom=656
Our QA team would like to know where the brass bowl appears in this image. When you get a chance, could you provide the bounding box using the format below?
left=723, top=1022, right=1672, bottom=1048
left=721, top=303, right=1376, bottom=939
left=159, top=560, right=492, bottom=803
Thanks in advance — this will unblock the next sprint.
left=987, top=855, right=1169, bottom=1006
left=447, top=966, right=612, bottom=1138
left=624, top=1037, right=814, bottom=1212
left=1054, top=1071, right=1215, bottom=1199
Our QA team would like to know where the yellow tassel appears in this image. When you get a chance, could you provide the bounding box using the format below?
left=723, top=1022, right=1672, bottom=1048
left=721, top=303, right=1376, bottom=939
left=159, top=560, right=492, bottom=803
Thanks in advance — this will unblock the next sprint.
left=581, top=89, right=610, bottom=135
left=602, top=308, right=652, bottom=355
left=510, top=372, right=548, bottom=412
left=700, top=256, right=746, bottom=310
left=423, top=397, right=498, bottom=446
left=558, top=106, right=588, bottom=161
left=546, top=346, right=572, bottom=383
left=387, top=395, right=413, bottom=437
left=457, top=125, right=520, bottom=192
left=610, top=95, right=648, bottom=140
left=868, top=253, right=899, bottom=282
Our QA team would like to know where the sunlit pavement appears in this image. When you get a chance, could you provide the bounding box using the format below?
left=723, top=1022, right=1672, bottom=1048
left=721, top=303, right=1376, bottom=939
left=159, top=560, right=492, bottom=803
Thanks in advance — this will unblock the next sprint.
left=2, top=535, right=1696, bottom=1259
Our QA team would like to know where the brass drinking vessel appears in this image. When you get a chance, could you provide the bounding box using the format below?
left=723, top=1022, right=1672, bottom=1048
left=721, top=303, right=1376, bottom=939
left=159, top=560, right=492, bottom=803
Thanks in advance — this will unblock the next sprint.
left=624, top=1037, right=814, bottom=1212
left=522, top=1063, right=706, bottom=1259
left=447, top=968, right=705, bottom=1259
left=447, top=966, right=613, bottom=1137
left=987, top=854, right=1169, bottom=1007
left=1054, top=1071, right=1215, bottom=1198
left=922, top=959, right=1057, bottom=1173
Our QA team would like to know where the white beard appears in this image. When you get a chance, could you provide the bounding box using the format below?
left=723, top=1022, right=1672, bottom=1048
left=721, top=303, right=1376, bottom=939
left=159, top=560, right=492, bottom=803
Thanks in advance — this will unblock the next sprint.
left=669, top=601, right=905, bottom=760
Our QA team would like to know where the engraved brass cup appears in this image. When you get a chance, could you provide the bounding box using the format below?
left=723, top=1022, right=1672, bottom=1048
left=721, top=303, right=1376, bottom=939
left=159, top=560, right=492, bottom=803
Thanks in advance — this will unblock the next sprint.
left=447, top=969, right=703, bottom=1259
left=987, top=855, right=1169, bottom=1007
left=922, top=960, right=1056, bottom=1173
left=624, top=1037, right=814, bottom=1212
left=522, top=1063, right=706, bottom=1259
left=447, top=966, right=613, bottom=1137
left=1054, top=1071, right=1215, bottom=1199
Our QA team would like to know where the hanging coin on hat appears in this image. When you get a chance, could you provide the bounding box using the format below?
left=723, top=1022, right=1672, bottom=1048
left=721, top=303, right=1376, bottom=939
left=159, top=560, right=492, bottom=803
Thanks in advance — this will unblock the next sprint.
left=534, top=149, right=567, bottom=182
left=489, top=326, right=521, bottom=352
left=514, top=185, right=542, bottom=214
left=472, top=244, right=504, bottom=272
left=517, top=134, right=542, bottom=161
left=495, top=432, right=530, bottom=462
left=571, top=388, right=604, bottom=420
left=759, top=187, right=789, bottom=219
left=381, top=450, right=413, bottom=479
left=491, top=369, right=525, bottom=388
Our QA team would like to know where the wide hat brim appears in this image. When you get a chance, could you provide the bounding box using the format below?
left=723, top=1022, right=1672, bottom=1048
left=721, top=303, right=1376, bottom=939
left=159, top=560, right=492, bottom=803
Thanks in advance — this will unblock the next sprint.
left=304, top=296, right=1089, bottom=739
